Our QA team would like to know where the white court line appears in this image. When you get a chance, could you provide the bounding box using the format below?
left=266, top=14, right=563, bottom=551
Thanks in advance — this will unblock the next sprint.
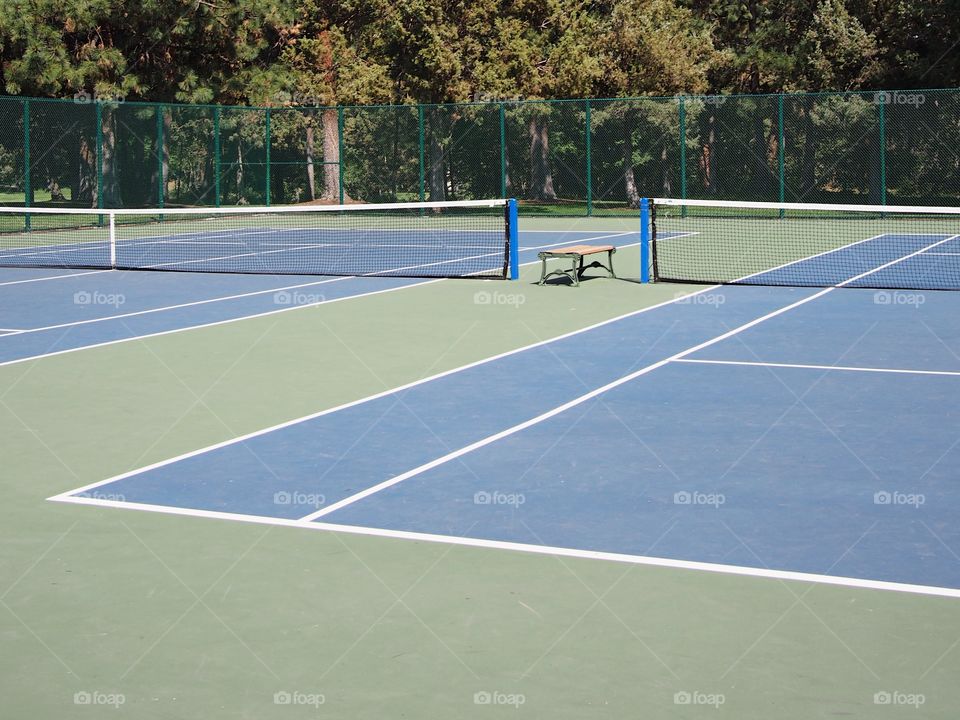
left=302, top=287, right=838, bottom=520
left=8, top=233, right=591, bottom=335
left=45, top=273, right=718, bottom=500
left=519, top=231, right=636, bottom=251
left=0, top=241, right=641, bottom=367
left=0, top=269, right=112, bottom=287
left=7, top=276, right=355, bottom=336
left=0, top=278, right=443, bottom=368
left=46, top=495, right=960, bottom=599
left=302, top=233, right=960, bottom=521
left=675, top=358, right=960, bottom=377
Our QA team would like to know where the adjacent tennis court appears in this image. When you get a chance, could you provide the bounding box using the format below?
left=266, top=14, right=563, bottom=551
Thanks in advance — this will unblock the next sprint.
left=2, top=199, right=958, bottom=719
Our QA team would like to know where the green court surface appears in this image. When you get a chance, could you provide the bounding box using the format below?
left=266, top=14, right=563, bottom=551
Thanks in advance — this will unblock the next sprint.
left=2, top=228, right=959, bottom=719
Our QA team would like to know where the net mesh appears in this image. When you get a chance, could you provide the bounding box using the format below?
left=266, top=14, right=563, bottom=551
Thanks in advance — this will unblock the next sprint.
left=651, top=198, right=960, bottom=290
left=0, top=200, right=511, bottom=278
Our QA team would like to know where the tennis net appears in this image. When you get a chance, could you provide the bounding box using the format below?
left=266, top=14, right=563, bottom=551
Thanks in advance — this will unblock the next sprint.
left=651, top=198, right=960, bottom=290
left=0, top=199, right=514, bottom=278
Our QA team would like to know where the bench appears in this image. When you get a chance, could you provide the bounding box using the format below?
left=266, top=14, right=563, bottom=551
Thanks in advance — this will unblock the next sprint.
left=538, top=245, right=616, bottom=286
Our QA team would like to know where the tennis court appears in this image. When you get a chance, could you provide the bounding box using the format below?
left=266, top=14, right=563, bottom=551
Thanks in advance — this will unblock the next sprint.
left=2, top=199, right=959, bottom=718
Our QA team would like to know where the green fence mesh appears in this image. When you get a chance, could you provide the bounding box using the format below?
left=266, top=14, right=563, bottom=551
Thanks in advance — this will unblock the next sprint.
left=3, top=89, right=960, bottom=215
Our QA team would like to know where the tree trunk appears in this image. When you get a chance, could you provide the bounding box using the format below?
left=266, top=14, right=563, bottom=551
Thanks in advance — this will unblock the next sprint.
left=161, top=109, right=171, bottom=205
left=624, top=120, right=640, bottom=209
left=321, top=108, right=345, bottom=201
left=661, top=142, right=672, bottom=196
left=869, top=120, right=883, bottom=204
left=504, top=142, right=513, bottom=196
left=427, top=109, right=446, bottom=201
left=700, top=112, right=716, bottom=194
left=305, top=122, right=316, bottom=201
left=801, top=99, right=816, bottom=199
left=77, top=132, right=97, bottom=206
left=528, top=114, right=557, bottom=201
left=236, top=143, right=244, bottom=203
left=100, top=107, right=120, bottom=206
left=751, top=109, right=771, bottom=197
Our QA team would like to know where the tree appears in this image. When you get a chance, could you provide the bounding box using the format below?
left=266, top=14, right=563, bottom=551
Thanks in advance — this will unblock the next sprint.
left=599, top=0, right=718, bottom=206
left=280, top=2, right=392, bottom=202
left=0, top=0, right=294, bottom=206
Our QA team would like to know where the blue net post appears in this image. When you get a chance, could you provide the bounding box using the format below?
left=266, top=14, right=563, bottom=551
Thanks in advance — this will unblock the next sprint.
left=640, top=197, right=650, bottom=283
left=508, top=198, right=519, bottom=280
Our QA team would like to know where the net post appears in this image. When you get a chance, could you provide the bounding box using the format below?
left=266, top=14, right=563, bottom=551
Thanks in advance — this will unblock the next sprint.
left=265, top=107, right=272, bottom=206
left=108, top=211, right=116, bottom=269
left=585, top=99, right=592, bottom=217
left=777, top=94, right=785, bottom=218
left=417, top=105, right=426, bottom=203
left=156, top=104, right=165, bottom=210
left=640, top=197, right=650, bottom=283
left=498, top=103, right=506, bottom=199
left=508, top=198, right=519, bottom=280
left=337, top=106, right=345, bottom=205
left=213, top=106, right=221, bottom=207
left=22, top=99, right=30, bottom=231
left=679, top=96, right=687, bottom=218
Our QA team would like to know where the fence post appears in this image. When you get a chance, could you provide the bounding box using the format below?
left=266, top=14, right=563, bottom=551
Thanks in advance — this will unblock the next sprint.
left=585, top=99, right=592, bottom=217
left=338, top=106, right=345, bottom=205
left=679, top=96, right=687, bottom=217
left=156, top=104, right=165, bottom=209
left=213, top=106, right=221, bottom=207
left=96, top=101, right=104, bottom=222
left=878, top=99, right=887, bottom=206
left=778, top=94, right=785, bottom=217
left=417, top=105, right=426, bottom=203
left=265, top=107, right=271, bottom=205
left=499, top=103, right=507, bottom=199
left=23, top=99, right=30, bottom=230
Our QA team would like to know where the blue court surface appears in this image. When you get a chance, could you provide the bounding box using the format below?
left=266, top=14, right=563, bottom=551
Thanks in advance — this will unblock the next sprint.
left=52, top=280, right=960, bottom=596
left=0, top=228, right=639, bottom=366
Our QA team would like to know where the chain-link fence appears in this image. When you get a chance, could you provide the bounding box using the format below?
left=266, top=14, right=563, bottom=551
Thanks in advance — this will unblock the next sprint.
left=1, top=89, right=957, bottom=214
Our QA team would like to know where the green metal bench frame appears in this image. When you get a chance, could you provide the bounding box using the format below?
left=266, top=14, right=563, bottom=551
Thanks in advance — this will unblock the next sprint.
left=537, top=246, right=617, bottom=286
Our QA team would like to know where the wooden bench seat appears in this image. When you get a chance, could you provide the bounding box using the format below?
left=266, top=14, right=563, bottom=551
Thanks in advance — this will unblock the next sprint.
left=537, top=244, right=617, bottom=286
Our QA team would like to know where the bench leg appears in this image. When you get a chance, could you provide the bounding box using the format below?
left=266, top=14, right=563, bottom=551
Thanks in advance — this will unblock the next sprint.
left=539, top=256, right=548, bottom=285
left=607, top=249, right=616, bottom=278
